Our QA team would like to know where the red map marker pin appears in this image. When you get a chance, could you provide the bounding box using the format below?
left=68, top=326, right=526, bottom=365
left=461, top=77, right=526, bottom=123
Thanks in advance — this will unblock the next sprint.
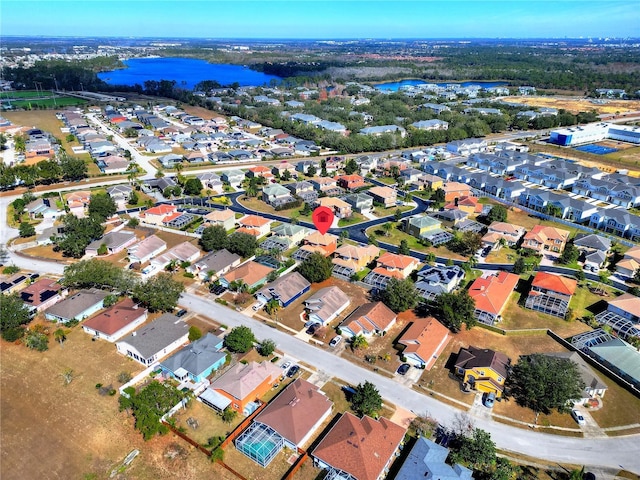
left=312, top=206, right=334, bottom=235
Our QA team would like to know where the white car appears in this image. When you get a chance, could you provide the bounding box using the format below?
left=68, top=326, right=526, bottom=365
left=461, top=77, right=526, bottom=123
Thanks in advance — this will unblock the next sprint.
left=281, top=361, right=291, bottom=370
left=571, top=409, right=586, bottom=426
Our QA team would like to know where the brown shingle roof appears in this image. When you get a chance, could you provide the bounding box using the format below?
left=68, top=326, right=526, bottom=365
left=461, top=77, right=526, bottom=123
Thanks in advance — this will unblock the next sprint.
left=312, top=412, right=406, bottom=480
left=341, top=301, right=397, bottom=335
left=255, top=379, right=333, bottom=446
left=454, top=345, right=510, bottom=379
left=211, top=361, right=281, bottom=402
left=82, top=298, right=146, bottom=335
left=222, top=261, right=273, bottom=287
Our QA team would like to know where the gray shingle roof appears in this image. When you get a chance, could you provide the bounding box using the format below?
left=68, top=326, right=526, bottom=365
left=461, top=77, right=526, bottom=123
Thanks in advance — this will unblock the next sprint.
left=160, top=333, right=225, bottom=378
left=118, top=313, right=189, bottom=359
left=44, top=289, right=108, bottom=320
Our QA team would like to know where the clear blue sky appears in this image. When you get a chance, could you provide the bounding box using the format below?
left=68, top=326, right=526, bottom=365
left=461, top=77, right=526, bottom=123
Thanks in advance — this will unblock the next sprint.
left=2, top=1, right=639, bottom=39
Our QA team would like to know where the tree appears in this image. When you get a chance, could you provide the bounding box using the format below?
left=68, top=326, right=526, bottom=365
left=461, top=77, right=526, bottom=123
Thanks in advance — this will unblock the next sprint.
left=200, top=224, right=228, bottom=252
left=394, top=208, right=402, bottom=222
left=505, top=354, right=585, bottom=421
left=118, top=381, right=184, bottom=440
left=306, top=165, right=317, bottom=177
left=378, top=277, right=420, bottom=313
left=24, top=330, right=49, bottom=351
left=59, top=154, right=88, bottom=181
left=450, top=428, right=497, bottom=471
left=223, top=326, right=256, bottom=353
left=448, top=231, right=483, bottom=256
left=184, top=178, right=203, bottom=196
left=19, top=222, right=35, bottom=238
left=512, top=257, right=526, bottom=274
left=351, top=334, right=368, bottom=350
left=133, top=273, right=185, bottom=312
left=221, top=407, right=238, bottom=424
left=344, top=158, right=358, bottom=175
left=56, top=214, right=105, bottom=258
left=382, top=222, right=393, bottom=237
left=434, top=291, right=476, bottom=332
left=127, top=190, right=139, bottom=206
left=37, top=159, right=62, bottom=183
left=297, top=252, right=333, bottom=283
left=351, top=381, right=382, bottom=417
left=281, top=170, right=292, bottom=181
left=558, top=243, right=580, bottom=265
left=62, top=258, right=136, bottom=292
left=88, top=193, right=117, bottom=221
left=485, top=205, right=508, bottom=224
left=398, top=239, right=410, bottom=255
left=54, top=328, right=67, bottom=346
left=227, top=232, right=258, bottom=258
left=258, top=339, right=276, bottom=357
left=432, top=188, right=445, bottom=206
left=0, top=293, right=31, bottom=341
left=188, top=326, right=202, bottom=342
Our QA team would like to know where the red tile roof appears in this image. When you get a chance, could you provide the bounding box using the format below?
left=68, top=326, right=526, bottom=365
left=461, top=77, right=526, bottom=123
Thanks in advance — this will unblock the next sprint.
left=82, top=298, right=146, bottom=336
left=531, top=272, right=577, bottom=296
left=239, top=215, right=270, bottom=227
left=143, top=204, right=177, bottom=216
left=312, top=412, right=406, bottom=480
left=397, top=316, right=451, bottom=368
left=468, top=271, right=520, bottom=316
left=376, top=252, right=417, bottom=270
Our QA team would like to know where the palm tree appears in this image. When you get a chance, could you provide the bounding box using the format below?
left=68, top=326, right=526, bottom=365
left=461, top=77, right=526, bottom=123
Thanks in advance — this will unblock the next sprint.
left=265, top=299, right=280, bottom=316
left=382, top=222, right=393, bottom=237
left=54, top=328, right=67, bottom=347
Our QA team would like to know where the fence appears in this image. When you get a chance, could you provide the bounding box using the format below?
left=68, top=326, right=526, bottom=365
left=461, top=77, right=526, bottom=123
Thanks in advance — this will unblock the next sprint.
left=282, top=451, right=310, bottom=480
left=220, top=402, right=268, bottom=449
left=161, top=421, right=212, bottom=456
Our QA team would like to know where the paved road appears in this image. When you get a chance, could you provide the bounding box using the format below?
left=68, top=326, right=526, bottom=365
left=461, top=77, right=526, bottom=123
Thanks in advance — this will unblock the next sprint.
left=179, top=292, right=640, bottom=473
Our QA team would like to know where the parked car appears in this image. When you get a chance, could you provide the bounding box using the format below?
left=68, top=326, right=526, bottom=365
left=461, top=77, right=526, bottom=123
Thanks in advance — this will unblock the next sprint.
left=396, top=363, right=410, bottom=376
left=483, top=391, right=496, bottom=408
left=329, top=336, right=342, bottom=347
left=210, top=284, right=227, bottom=295
left=175, top=309, right=188, bottom=318
left=286, top=365, right=299, bottom=378
left=252, top=303, right=262, bottom=311
left=306, top=323, right=320, bottom=335
left=571, top=409, right=586, bottom=426
left=281, top=361, right=291, bottom=370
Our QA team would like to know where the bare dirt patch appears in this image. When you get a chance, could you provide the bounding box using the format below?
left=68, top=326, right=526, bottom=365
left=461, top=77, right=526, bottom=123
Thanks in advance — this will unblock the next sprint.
left=502, top=96, right=640, bottom=114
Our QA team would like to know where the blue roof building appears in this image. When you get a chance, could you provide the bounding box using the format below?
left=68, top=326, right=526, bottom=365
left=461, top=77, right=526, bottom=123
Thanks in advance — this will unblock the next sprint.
left=395, top=437, right=474, bottom=480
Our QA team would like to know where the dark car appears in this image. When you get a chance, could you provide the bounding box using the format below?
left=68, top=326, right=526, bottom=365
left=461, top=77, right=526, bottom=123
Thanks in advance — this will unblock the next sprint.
left=175, top=309, right=188, bottom=318
left=286, top=365, right=300, bottom=378
left=397, top=363, right=410, bottom=375
left=306, top=323, right=320, bottom=335
left=210, top=285, right=227, bottom=295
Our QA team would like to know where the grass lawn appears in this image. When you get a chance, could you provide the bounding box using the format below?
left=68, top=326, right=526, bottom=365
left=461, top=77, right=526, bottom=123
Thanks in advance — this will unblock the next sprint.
left=9, top=97, right=88, bottom=109
left=484, top=246, right=518, bottom=264
left=589, top=375, right=640, bottom=429
left=320, top=380, right=353, bottom=414
left=377, top=177, right=397, bottom=185
left=153, top=230, right=199, bottom=249
left=223, top=445, right=295, bottom=480
left=338, top=212, right=366, bottom=227
left=21, top=244, right=73, bottom=263
left=569, top=282, right=619, bottom=319
left=492, top=397, right=583, bottom=431
left=505, top=207, right=583, bottom=238
left=368, top=224, right=466, bottom=261
left=173, top=399, right=244, bottom=446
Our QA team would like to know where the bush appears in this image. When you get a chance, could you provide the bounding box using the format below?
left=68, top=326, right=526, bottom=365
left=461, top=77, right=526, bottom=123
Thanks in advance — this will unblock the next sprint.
left=117, top=372, right=132, bottom=384
left=95, top=383, right=103, bottom=389
left=223, top=326, right=256, bottom=353
left=3, top=265, right=20, bottom=275
left=188, top=326, right=202, bottom=342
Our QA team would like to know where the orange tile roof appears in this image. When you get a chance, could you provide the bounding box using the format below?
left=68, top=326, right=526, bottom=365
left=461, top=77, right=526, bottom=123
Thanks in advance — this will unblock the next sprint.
left=204, top=209, right=235, bottom=222
left=336, top=174, right=364, bottom=182
left=305, top=232, right=338, bottom=246
left=161, top=212, right=182, bottom=223
left=376, top=252, right=417, bottom=270
left=442, top=182, right=471, bottom=193
left=312, top=412, right=406, bottom=480
left=371, top=266, right=405, bottom=280
left=223, top=261, right=273, bottom=286
left=236, top=227, right=261, bottom=237
left=368, top=186, right=396, bottom=198
left=398, top=317, right=451, bottom=367
left=342, top=301, right=397, bottom=334
left=249, top=165, right=271, bottom=173
left=468, top=271, right=520, bottom=316
left=531, top=272, right=577, bottom=296
left=524, top=225, right=570, bottom=243
left=239, top=215, right=270, bottom=227
left=318, top=197, right=350, bottom=209
left=143, top=204, right=177, bottom=216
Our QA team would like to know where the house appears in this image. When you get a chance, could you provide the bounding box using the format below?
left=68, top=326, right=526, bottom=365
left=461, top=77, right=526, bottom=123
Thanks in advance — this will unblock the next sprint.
left=468, top=272, right=520, bottom=325
left=160, top=333, right=226, bottom=384
left=272, top=161, right=296, bottom=177
left=44, top=289, right=108, bottom=323
left=286, top=181, right=317, bottom=202
left=304, top=286, right=351, bottom=326
left=410, top=119, right=449, bottom=131
left=340, top=301, right=397, bottom=338
left=444, top=195, right=482, bottom=215
left=202, top=209, right=236, bottom=231
left=236, top=379, right=333, bottom=467
left=204, top=361, right=281, bottom=415
left=106, top=184, right=133, bottom=203
left=420, top=174, right=444, bottom=191
left=220, top=261, right=274, bottom=290
left=20, top=278, right=66, bottom=313
left=265, top=223, right=311, bottom=248
left=262, top=184, right=294, bottom=207
left=237, top=215, right=271, bottom=238
left=615, top=246, right=640, bottom=279
left=150, top=241, right=201, bottom=270
left=589, top=209, right=640, bottom=242
left=398, top=317, right=451, bottom=370
left=574, top=233, right=611, bottom=257
left=522, top=225, right=570, bottom=254
left=295, top=232, right=338, bottom=260
left=127, top=235, right=167, bottom=264
left=332, top=244, right=379, bottom=279
left=525, top=272, right=577, bottom=318
left=197, top=172, right=224, bottom=194
left=359, top=125, right=407, bottom=137
left=431, top=209, right=468, bottom=228
left=336, top=174, right=366, bottom=191
left=310, top=177, right=341, bottom=196
left=65, top=190, right=91, bottom=214
left=404, top=214, right=442, bottom=239
left=86, top=230, right=137, bottom=257
left=312, top=412, right=406, bottom=480
left=442, top=182, right=472, bottom=202
left=367, top=186, right=397, bottom=208
left=256, top=271, right=311, bottom=307
left=364, top=252, right=420, bottom=289
left=481, top=222, right=526, bottom=250
left=344, top=193, right=374, bottom=214
left=140, top=204, right=178, bottom=226
left=25, top=198, right=59, bottom=219
left=595, top=293, right=640, bottom=341
left=187, top=249, right=242, bottom=281
left=158, top=153, right=183, bottom=168
left=115, top=313, right=190, bottom=366
left=455, top=346, right=510, bottom=397
left=446, top=138, right=487, bottom=156
left=0, top=273, right=33, bottom=294
left=395, top=437, right=473, bottom=480
left=221, top=170, right=245, bottom=187
left=414, top=265, right=465, bottom=301
left=544, top=352, right=607, bottom=403
left=317, top=196, right=352, bottom=218
left=81, top=298, right=148, bottom=342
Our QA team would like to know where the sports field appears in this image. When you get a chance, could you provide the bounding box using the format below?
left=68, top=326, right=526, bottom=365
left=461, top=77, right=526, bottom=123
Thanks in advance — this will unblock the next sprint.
left=1, top=90, right=87, bottom=109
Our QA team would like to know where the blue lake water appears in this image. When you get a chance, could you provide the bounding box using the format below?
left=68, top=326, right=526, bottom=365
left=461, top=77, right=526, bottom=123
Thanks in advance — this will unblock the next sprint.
left=98, top=57, right=281, bottom=90
left=375, top=79, right=509, bottom=92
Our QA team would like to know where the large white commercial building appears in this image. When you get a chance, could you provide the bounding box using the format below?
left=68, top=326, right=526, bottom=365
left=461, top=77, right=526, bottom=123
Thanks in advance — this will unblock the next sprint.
left=550, top=123, right=640, bottom=146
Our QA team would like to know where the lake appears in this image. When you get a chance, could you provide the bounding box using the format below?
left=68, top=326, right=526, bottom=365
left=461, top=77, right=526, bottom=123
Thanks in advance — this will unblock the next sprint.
left=375, top=79, right=509, bottom=92
left=98, top=57, right=281, bottom=90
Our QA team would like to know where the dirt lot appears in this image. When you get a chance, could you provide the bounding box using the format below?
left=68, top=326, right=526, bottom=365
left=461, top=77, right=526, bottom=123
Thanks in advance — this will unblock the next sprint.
left=0, top=326, right=220, bottom=480
left=502, top=96, right=640, bottom=114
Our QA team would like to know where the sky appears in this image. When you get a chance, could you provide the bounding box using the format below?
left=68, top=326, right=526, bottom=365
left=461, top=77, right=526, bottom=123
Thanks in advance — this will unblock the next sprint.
left=2, top=1, right=639, bottom=39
